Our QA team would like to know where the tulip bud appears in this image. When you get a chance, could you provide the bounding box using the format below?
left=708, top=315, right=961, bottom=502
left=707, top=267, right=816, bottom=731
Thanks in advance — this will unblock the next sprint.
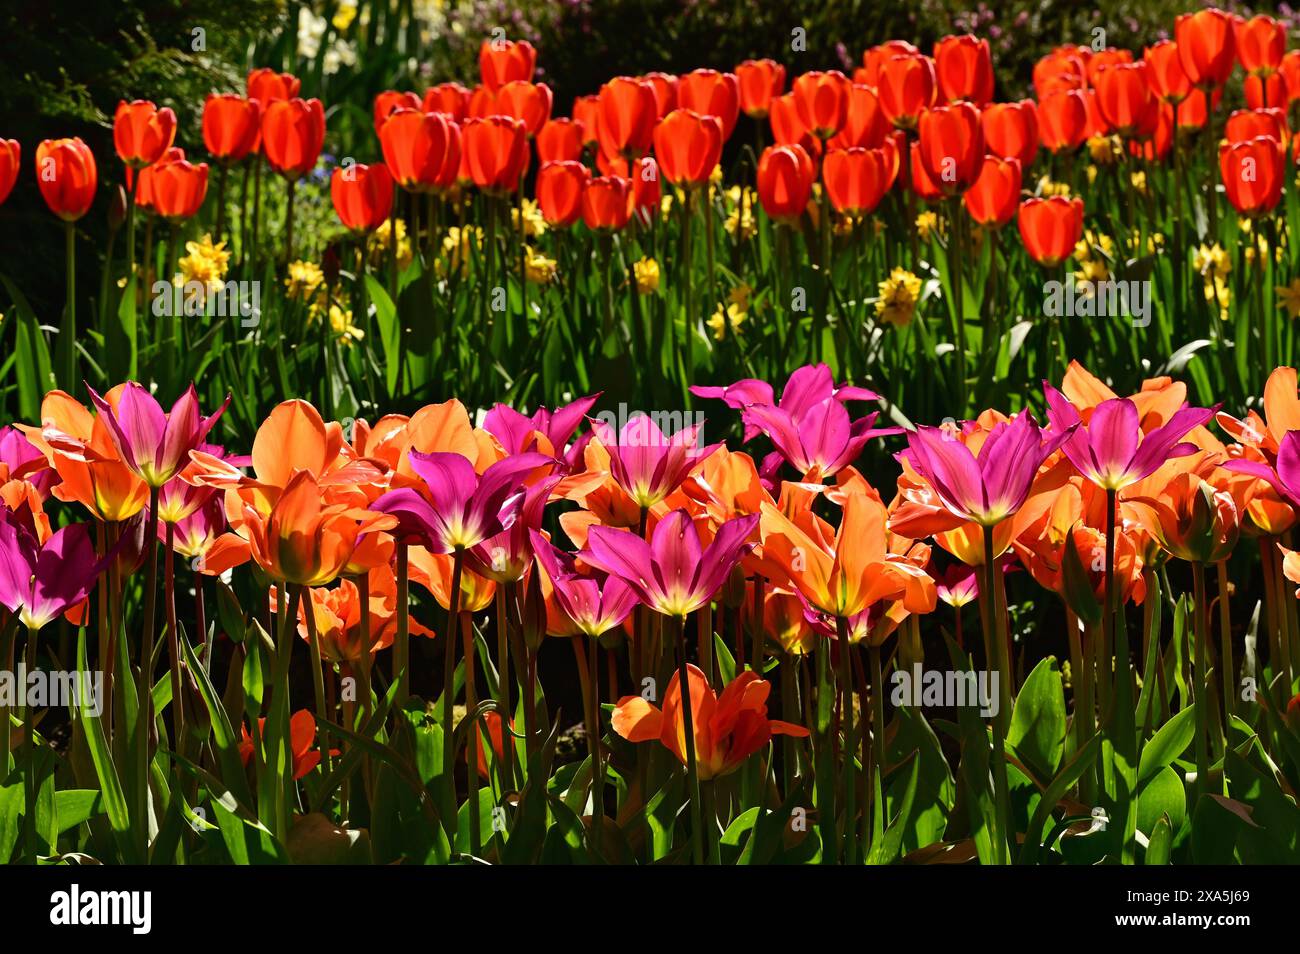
left=720, top=564, right=747, bottom=609
left=521, top=565, right=547, bottom=651
left=108, top=183, right=128, bottom=232
left=322, top=243, right=342, bottom=286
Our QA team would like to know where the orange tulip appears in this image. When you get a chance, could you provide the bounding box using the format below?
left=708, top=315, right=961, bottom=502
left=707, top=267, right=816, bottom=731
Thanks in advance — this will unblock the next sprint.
left=654, top=109, right=723, bottom=189
left=288, top=564, right=434, bottom=664
left=916, top=102, right=983, bottom=195
left=535, top=160, right=589, bottom=227
left=1037, top=88, right=1089, bottom=153
left=1129, top=472, right=1239, bottom=564
left=612, top=666, right=808, bottom=781
left=261, top=98, right=325, bottom=178
left=1219, top=136, right=1284, bottom=216
left=1094, top=62, right=1156, bottom=137
left=756, top=143, right=815, bottom=223
left=331, top=162, right=394, bottom=233
left=934, top=34, right=994, bottom=104
left=822, top=146, right=894, bottom=216
left=580, top=175, right=632, bottom=231
left=240, top=710, right=329, bottom=780
left=1144, top=40, right=1193, bottom=105
left=642, top=72, right=679, bottom=119
left=379, top=109, right=461, bottom=193
left=495, top=80, right=553, bottom=136
left=422, top=82, right=471, bottom=121
left=1033, top=46, right=1088, bottom=97
left=462, top=116, right=529, bottom=193
left=597, top=76, right=657, bottom=160
left=878, top=53, right=938, bottom=130
left=965, top=155, right=1021, bottom=228
left=135, top=146, right=184, bottom=214
left=148, top=156, right=209, bottom=221
left=202, top=94, right=262, bottom=164
left=373, top=90, right=422, bottom=136
left=246, top=68, right=301, bottom=105
left=1017, top=196, right=1084, bottom=267
left=863, top=40, right=920, bottom=86
left=981, top=100, right=1038, bottom=171
left=908, top=139, right=944, bottom=201
left=736, top=59, right=785, bottom=118
left=114, top=100, right=177, bottom=170
left=0, top=139, right=17, bottom=206
left=828, top=83, right=889, bottom=150
left=478, top=38, right=537, bottom=92
left=677, top=69, right=740, bottom=140
left=1086, top=48, right=1134, bottom=85
left=791, top=70, right=852, bottom=140
left=769, top=92, right=821, bottom=158
left=536, top=118, right=584, bottom=162
left=1236, top=14, right=1285, bottom=76
left=572, top=95, right=601, bottom=145
left=1176, top=8, right=1238, bottom=88
left=1282, top=51, right=1300, bottom=104
left=1223, top=108, right=1288, bottom=147
left=35, top=138, right=97, bottom=222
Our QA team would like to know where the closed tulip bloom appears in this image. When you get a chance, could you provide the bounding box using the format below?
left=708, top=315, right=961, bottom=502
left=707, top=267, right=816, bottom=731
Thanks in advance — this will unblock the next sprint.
left=1086, top=48, right=1134, bottom=85
left=642, top=72, right=679, bottom=119
left=863, top=40, right=920, bottom=86
left=1033, top=47, right=1088, bottom=97
left=149, top=157, right=209, bottom=221
left=373, top=90, right=421, bottom=136
left=1236, top=15, right=1285, bottom=76
left=134, top=146, right=184, bottom=213
left=981, top=100, right=1038, bottom=170
left=934, top=34, right=994, bottom=104
left=654, top=109, right=723, bottom=189
left=380, top=109, right=461, bottom=192
left=965, top=155, right=1021, bottom=228
left=1245, top=73, right=1289, bottom=110
left=535, top=160, right=589, bottom=226
left=1129, top=473, right=1239, bottom=564
left=792, top=70, right=852, bottom=139
left=909, top=140, right=944, bottom=201
left=1223, top=108, right=1287, bottom=146
left=114, top=100, right=177, bottom=169
left=769, top=93, right=821, bottom=157
left=1038, top=88, right=1089, bottom=153
left=202, top=95, right=262, bottom=165
left=756, top=143, right=815, bottom=223
left=572, top=95, right=601, bottom=144
left=261, top=98, right=325, bottom=178
left=677, top=69, right=740, bottom=139
left=0, top=139, right=19, bottom=206
left=496, top=80, right=553, bottom=136
left=1173, top=87, right=1220, bottom=129
left=597, top=76, right=657, bottom=159
left=917, top=102, right=983, bottom=194
left=1145, top=40, right=1192, bottom=104
left=465, top=87, right=497, bottom=122
left=1219, top=136, right=1284, bottom=216
left=536, top=118, right=584, bottom=162
left=736, top=59, right=785, bottom=118
left=246, top=68, right=301, bottom=104
left=829, top=83, right=889, bottom=149
left=479, top=38, right=537, bottom=91
left=1176, top=8, right=1238, bottom=88
left=822, top=146, right=893, bottom=215
left=1282, top=51, right=1300, bottom=103
left=1094, top=62, right=1156, bottom=137
left=423, top=82, right=471, bottom=121
left=35, top=138, right=97, bottom=222
left=1017, top=196, right=1084, bottom=267
left=580, top=175, right=633, bottom=231
left=462, top=116, right=529, bottom=192
left=331, top=162, right=393, bottom=233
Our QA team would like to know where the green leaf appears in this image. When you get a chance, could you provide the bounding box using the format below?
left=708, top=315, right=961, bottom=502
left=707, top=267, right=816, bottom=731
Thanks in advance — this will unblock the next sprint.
left=1138, top=704, right=1196, bottom=785
left=1007, top=656, right=1067, bottom=782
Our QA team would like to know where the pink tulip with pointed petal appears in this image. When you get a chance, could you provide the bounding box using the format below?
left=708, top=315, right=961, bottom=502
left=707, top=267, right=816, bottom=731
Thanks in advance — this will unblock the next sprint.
left=529, top=529, right=640, bottom=637
left=592, top=414, right=720, bottom=509
left=0, top=510, right=107, bottom=632
left=86, top=382, right=230, bottom=488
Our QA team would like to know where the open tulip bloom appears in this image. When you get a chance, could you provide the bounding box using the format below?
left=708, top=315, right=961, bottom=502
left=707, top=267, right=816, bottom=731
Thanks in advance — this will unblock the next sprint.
left=0, top=510, right=107, bottom=633
left=85, top=382, right=230, bottom=489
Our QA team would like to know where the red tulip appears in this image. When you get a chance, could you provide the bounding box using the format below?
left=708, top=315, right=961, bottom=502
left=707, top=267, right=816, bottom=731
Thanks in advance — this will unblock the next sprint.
left=1033, top=47, right=1088, bottom=97
left=964, top=155, right=1021, bottom=228
left=202, top=94, right=262, bottom=164
left=379, top=109, right=461, bottom=193
left=908, top=140, right=944, bottom=201
left=581, top=175, right=632, bottom=230
left=1144, top=41, right=1192, bottom=105
left=0, top=139, right=19, bottom=206
left=135, top=146, right=184, bottom=213
left=1093, top=62, right=1156, bottom=137
left=736, top=59, right=786, bottom=118
left=597, top=77, right=657, bottom=160
left=791, top=70, right=852, bottom=140
left=769, top=93, right=821, bottom=158
left=1282, top=51, right=1300, bottom=104
left=1176, top=8, right=1238, bottom=88
left=1219, top=136, right=1284, bottom=216
left=247, top=68, right=301, bottom=105
left=572, top=95, right=601, bottom=145
left=1236, top=15, right=1285, bottom=76
left=1173, top=87, right=1221, bottom=130
left=1245, top=73, right=1288, bottom=110
left=149, top=157, right=209, bottom=221
left=35, top=137, right=97, bottom=221
left=756, top=144, right=814, bottom=223
left=114, top=100, right=177, bottom=170
left=981, top=100, right=1038, bottom=171
left=822, top=146, right=894, bottom=215
left=863, top=41, right=920, bottom=86
left=1038, top=89, right=1089, bottom=153
left=1129, top=104, right=1173, bottom=161
left=423, top=82, right=471, bottom=122
left=934, top=34, right=994, bottom=104
left=331, top=162, right=393, bottom=233
left=462, top=116, right=530, bottom=193
left=829, top=84, right=889, bottom=150
left=677, top=69, right=741, bottom=140
left=917, top=102, right=983, bottom=195
left=536, top=118, right=585, bottom=163
left=374, top=90, right=422, bottom=137
left=261, top=98, right=325, bottom=179
left=878, top=53, right=938, bottom=130
left=654, top=109, right=723, bottom=189
left=1017, top=196, right=1084, bottom=267
left=535, top=160, right=589, bottom=227
left=479, top=39, right=536, bottom=92
left=642, top=72, right=679, bottom=119
left=629, top=156, right=661, bottom=218
left=1086, top=48, right=1134, bottom=86
left=495, top=81, right=553, bottom=136
left=1224, top=108, right=1288, bottom=147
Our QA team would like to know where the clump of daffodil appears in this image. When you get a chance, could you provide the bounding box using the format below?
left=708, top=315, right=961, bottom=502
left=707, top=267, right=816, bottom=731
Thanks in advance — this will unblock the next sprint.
left=660, top=194, right=675, bottom=221
left=1124, top=231, right=1164, bottom=256
left=723, top=185, right=758, bottom=240
left=1278, top=279, right=1300, bottom=319
left=633, top=257, right=660, bottom=294
left=438, top=225, right=483, bottom=279
left=708, top=301, right=748, bottom=341
left=512, top=199, right=547, bottom=240
left=915, top=210, right=941, bottom=241
left=1193, top=243, right=1232, bottom=320
left=1130, top=170, right=1148, bottom=195
left=176, top=234, right=231, bottom=295
left=367, top=217, right=413, bottom=272
left=332, top=0, right=357, bottom=30
left=285, top=259, right=326, bottom=303
left=706, top=164, right=724, bottom=201
left=318, top=302, right=364, bottom=345
left=523, top=247, right=557, bottom=285
left=875, top=267, right=923, bottom=328
left=1086, top=165, right=1099, bottom=186
left=1088, top=134, right=1122, bottom=165
left=1073, top=229, right=1114, bottom=288
left=1037, top=176, right=1072, bottom=198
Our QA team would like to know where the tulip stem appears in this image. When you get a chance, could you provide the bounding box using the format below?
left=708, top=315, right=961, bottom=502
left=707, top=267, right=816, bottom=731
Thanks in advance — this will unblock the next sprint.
left=494, top=585, right=514, bottom=796
left=1215, top=560, right=1235, bottom=727
left=164, top=521, right=183, bottom=747
left=836, top=616, right=857, bottom=865
left=441, top=548, right=465, bottom=842
left=22, top=627, right=38, bottom=863
left=394, top=543, right=409, bottom=705
left=461, top=611, right=481, bottom=857
left=301, top=584, right=330, bottom=779
left=1192, top=561, right=1211, bottom=803
left=574, top=635, right=605, bottom=859
left=1203, top=92, right=1217, bottom=241
left=61, top=221, right=76, bottom=390
left=215, top=164, right=229, bottom=243
left=981, top=525, right=1011, bottom=865
left=283, top=177, right=296, bottom=267
left=0, top=616, right=14, bottom=780
left=948, top=196, right=968, bottom=414
left=674, top=613, right=705, bottom=865
left=868, top=642, right=886, bottom=860
left=135, top=484, right=160, bottom=861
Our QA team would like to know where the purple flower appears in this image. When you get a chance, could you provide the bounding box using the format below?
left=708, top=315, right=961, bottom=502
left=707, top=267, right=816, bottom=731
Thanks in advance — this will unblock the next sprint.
left=483, top=393, right=599, bottom=472
left=529, top=529, right=638, bottom=637
left=592, top=414, right=720, bottom=509
left=88, top=382, right=230, bottom=488
left=0, top=510, right=107, bottom=632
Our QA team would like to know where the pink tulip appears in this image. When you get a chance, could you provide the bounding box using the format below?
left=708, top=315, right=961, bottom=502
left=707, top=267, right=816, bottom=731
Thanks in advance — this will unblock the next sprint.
left=592, top=414, right=720, bottom=509
left=86, top=382, right=230, bottom=489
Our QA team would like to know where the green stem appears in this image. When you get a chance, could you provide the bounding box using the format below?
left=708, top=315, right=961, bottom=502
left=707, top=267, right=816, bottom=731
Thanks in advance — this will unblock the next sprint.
left=674, top=614, right=705, bottom=865
left=134, top=484, right=160, bottom=860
